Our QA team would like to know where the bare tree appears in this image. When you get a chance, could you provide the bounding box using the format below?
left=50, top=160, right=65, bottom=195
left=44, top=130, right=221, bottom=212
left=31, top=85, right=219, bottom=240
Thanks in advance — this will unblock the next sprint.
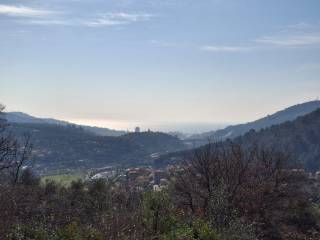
left=0, top=104, right=33, bottom=183
left=173, top=142, right=293, bottom=237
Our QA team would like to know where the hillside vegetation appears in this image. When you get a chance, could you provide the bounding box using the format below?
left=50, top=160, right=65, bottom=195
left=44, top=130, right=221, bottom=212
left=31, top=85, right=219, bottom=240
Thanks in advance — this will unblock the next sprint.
left=157, top=108, right=320, bottom=171
left=5, top=112, right=126, bottom=137
left=236, top=108, right=320, bottom=171
left=190, top=100, right=320, bottom=141
left=2, top=104, right=320, bottom=239
left=10, top=123, right=187, bottom=173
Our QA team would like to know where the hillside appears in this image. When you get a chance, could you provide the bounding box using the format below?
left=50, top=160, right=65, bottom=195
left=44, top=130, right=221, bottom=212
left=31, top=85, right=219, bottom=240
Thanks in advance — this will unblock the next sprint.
left=5, top=112, right=126, bottom=137
left=157, top=108, right=320, bottom=171
left=235, top=108, right=320, bottom=171
left=9, top=123, right=187, bottom=173
left=122, top=131, right=186, bottom=153
left=189, top=100, right=320, bottom=141
left=5, top=112, right=70, bottom=125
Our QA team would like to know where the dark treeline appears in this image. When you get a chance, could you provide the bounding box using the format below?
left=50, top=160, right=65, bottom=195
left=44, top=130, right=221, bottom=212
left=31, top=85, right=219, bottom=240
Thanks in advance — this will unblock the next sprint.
left=235, top=108, right=320, bottom=171
left=204, top=100, right=320, bottom=141
left=9, top=122, right=186, bottom=172
left=1, top=146, right=320, bottom=239
left=157, top=108, right=320, bottom=171
left=1, top=105, right=320, bottom=240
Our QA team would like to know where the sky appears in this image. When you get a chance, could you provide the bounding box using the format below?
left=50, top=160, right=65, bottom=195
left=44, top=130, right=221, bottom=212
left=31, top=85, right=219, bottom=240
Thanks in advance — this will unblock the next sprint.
left=1, top=0, right=320, bottom=133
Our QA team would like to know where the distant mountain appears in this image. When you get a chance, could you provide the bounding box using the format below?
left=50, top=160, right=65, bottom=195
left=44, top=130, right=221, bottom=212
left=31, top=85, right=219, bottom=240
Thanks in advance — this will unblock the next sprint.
left=235, top=108, right=320, bottom=171
left=157, top=108, right=320, bottom=171
left=8, top=122, right=188, bottom=173
left=5, top=112, right=69, bottom=125
left=4, top=112, right=126, bottom=137
left=191, top=100, right=320, bottom=141
left=122, top=131, right=186, bottom=154
left=81, top=125, right=126, bottom=137
left=167, top=131, right=189, bottom=140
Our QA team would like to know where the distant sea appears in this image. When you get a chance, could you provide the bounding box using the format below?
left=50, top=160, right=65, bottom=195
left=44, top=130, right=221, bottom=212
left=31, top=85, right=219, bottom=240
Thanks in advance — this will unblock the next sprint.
left=146, top=122, right=233, bottom=134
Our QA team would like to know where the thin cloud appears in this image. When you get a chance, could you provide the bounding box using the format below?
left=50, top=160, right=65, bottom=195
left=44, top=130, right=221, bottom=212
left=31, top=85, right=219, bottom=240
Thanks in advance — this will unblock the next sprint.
left=255, top=23, right=320, bottom=47
left=11, top=10, right=153, bottom=27
left=25, top=19, right=73, bottom=26
left=0, top=4, right=53, bottom=17
left=83, top=12, right=153, bottom=27
left=201, top=35, right=320, bottom=53
left=256, top=34, right=320, bottom=46
left=0, top=3, right=153, bottom=28
left=107, top=12, right=153, bottom=22
left=201, top=45, right=253, bottom=52
left=202, top=23, right=320, bottom=54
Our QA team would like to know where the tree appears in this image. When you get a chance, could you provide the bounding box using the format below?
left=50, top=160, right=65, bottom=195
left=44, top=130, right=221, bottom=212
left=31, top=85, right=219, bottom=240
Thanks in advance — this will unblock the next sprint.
left=0, top=104, right=33, bottom=183
left=173, top=142, right=318, bottom=239
left=142, top=190, right=175, bottom=237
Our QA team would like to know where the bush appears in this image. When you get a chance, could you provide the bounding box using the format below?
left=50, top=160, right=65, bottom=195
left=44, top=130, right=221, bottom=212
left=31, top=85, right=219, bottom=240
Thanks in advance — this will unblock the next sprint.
left=57, top=222, right=102, bottom=240
left=193, top=219, right=220, bottom=240
left=165, top=225, right=195, bottom=240
left=7, top=222, right=103, bottom=240
left=7, top=224, right=52, bottom=240
left=142, top=191, right=176, bottom=236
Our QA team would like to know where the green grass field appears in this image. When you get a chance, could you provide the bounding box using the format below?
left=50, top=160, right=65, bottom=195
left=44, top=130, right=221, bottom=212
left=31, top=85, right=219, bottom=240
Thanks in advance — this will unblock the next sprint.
left=41, top=173, right=85, bottom=186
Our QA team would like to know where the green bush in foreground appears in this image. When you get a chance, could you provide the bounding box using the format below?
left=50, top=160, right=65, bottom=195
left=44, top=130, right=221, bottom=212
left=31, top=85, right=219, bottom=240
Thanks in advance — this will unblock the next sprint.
left=7, top=223, right=102, bottom=240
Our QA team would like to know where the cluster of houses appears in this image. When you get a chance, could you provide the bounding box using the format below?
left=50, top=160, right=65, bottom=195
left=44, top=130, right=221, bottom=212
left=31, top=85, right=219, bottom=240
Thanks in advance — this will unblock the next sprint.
left=89, top=165, right=182, bottom=191
left=291, top=168, right=320, bottom=181
left=89, top=166, right=320, bottom=192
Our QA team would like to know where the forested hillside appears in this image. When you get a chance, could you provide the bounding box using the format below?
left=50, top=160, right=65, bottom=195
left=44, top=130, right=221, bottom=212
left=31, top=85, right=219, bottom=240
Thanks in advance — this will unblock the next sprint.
left=122, top=131, right=186, bottom=153
left=236, top=108, right=320, bottom=171
left=9, top=123, right=187, bottom=173
left=190, top=100, right=320, bottom=141
left=5, top=112, right=126, bottom=137
left=157, top=108, right=320, bottom=171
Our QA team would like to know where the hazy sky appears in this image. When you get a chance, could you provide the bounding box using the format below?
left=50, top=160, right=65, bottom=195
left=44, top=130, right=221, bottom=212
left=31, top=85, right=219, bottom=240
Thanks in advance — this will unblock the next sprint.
left=1, top=0, right=320, bottom=132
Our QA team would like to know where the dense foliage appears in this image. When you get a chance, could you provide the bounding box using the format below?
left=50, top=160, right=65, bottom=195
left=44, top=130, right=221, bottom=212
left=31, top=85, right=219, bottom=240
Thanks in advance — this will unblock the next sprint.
left=2, top=105, right=320, bottom=239
left=9, top=123, right=187, bottom=173
left=236, top=108, right=320, bottom=171
left=1, top=143, right=320, bottom=240
left=158, top=108, right=320, bottom=172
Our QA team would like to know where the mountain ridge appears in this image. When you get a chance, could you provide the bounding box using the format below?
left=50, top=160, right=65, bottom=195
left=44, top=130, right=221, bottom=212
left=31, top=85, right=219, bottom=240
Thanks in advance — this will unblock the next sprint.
left=4, top=111, right=126, bottom=137
left=157, top=107, right=320, bottom=171
left=188, top=100, right=320, bottom=142
left=7, top=122, right=188, bottom=173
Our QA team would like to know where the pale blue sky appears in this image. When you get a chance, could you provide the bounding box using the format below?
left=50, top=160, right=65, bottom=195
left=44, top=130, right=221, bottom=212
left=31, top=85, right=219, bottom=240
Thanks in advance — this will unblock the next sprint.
left=1, top=0, right=320, bottom=132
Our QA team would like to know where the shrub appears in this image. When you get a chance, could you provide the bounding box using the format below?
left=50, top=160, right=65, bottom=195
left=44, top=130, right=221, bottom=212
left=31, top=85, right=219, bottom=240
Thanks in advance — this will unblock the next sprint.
left=7, top=224, right=52, bottom=240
